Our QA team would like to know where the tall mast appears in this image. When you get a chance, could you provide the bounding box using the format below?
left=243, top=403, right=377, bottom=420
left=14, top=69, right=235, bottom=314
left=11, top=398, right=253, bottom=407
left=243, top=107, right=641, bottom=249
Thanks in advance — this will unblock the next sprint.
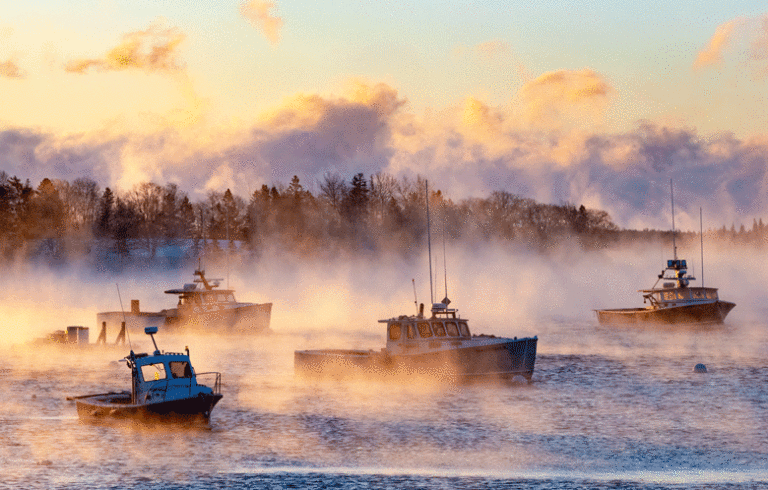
left=700, top=207, right=704, bottom=287
left=670, top=179, right=677, bottom=260
left=426, top=180, right=434, bottom=305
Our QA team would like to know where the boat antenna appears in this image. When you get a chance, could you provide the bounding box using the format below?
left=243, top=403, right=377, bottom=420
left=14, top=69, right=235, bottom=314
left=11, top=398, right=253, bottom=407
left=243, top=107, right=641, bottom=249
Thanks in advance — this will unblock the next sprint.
left=700, top=207, right=704, bottom=287
left=226, top=204, right=231, bottom=291
left=412, top=278, right=418, bottom=315
left=670, top=179, right=677, bottom=260
left=442, top=203, right=449, bottom=302
left=116, top=283, right=133, bottom=351
left=426, top=180, right=434, bottom=305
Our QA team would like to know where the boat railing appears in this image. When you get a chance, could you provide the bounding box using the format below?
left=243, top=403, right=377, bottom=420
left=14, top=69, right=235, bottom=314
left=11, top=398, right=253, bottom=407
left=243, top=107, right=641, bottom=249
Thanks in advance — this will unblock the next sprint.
left=196, top=372, right=222, bottom=395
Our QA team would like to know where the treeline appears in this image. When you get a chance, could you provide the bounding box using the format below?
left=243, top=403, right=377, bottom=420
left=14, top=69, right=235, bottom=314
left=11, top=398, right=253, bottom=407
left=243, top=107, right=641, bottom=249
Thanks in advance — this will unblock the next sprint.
left=1, top=171, right=621, bottom=262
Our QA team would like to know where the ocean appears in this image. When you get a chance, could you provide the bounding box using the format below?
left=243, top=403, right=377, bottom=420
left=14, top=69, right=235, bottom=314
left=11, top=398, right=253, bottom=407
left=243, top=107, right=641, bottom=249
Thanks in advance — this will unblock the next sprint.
left=1, top=317, right=766, bottom=489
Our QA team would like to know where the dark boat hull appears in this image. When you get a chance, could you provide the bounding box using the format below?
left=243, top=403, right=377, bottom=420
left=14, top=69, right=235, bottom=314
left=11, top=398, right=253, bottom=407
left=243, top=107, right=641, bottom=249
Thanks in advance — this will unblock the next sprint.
left=295, top=336, right=537, bottom=382
left=595, top=301, right=736, bottom=325
left=75, top=392, right=223, bottom=424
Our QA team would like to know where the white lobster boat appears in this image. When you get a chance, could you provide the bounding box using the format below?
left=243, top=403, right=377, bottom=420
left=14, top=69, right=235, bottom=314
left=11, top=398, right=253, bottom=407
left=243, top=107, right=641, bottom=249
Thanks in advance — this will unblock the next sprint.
left=97, top=268, right=272, bottom=335
left=71, top=327, right=223, bottom=424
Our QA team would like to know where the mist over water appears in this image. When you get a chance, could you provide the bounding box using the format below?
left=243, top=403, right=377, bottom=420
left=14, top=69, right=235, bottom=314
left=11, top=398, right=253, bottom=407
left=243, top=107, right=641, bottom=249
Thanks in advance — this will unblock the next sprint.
left=1, top=240, right=767, bottom=489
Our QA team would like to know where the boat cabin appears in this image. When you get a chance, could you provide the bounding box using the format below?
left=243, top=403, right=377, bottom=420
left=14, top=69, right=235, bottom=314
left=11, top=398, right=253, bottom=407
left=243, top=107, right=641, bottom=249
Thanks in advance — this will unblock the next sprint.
left=641, top=287, right=720, bottom=309
left=380, top=301, right=472, bottom=354
left=128, top=327, right=219, bottom=405
left=164, top=269, right=238, bottom=313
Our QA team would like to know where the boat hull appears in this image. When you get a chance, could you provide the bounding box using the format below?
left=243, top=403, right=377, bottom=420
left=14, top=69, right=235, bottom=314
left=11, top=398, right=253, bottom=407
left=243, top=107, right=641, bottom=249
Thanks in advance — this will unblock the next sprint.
left=595, top=300, right=736, bottom=325
left=294, top=336, right=537, bottom=382
left=75, top=392, right=223, bottom=424
left=163, top=302, right=272, bottom=334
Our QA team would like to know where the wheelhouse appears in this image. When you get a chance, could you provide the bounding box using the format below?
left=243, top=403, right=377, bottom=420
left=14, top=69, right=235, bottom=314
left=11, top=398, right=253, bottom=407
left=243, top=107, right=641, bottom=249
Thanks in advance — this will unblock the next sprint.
left=382, top=301, right=472, bottom=348
left=641, top=287, right=720, bottom=308
left=127, top=327, right=221, bottom=405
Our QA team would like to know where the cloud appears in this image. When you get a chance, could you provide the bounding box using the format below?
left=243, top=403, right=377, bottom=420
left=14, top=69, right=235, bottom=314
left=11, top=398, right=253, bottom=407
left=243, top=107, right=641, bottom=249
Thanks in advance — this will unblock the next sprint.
left=0, top=60, right=22, bottom=78
left=4, top=77, right=768, bottom=232
left=240, top=0, right=283, bottom=45
left=751, top=16, right=768, bottom=75
left=65, top=22, right=185, bottom=74
left=517, top=68, right=611, bottom=130
left=693, top=19, right=741, bottom=69
left=694, top=14, right=768, bottom=75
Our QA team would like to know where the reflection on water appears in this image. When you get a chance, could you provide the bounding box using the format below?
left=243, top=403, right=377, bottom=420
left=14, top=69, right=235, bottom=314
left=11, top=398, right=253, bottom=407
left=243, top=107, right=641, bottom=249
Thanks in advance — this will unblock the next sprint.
left=1, top=319, right=767, bottom=489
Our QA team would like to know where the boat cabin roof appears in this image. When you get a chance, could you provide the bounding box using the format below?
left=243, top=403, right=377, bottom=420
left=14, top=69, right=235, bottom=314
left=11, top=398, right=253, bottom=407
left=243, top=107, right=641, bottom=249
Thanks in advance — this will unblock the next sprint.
left=165, top=286, right=235, bottom=295
left=639, top=286, right=719, bottom=294
left=131, top=349, right=190, bottom=366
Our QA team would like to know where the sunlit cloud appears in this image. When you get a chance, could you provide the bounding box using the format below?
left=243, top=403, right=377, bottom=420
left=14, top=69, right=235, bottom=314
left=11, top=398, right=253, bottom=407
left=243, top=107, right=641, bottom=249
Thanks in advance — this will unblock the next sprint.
left=751, top=15, right=768, bottom=76
left=517, top=68, right=611, bottom=130
left=3, top=75, right=768, bottom=232
left=693, top=19, right=741, bottom=69
left=65, top=21, right=185, bottom=74
left=240, top=0, right=283, bottom=45
left=0, top=60, right=22, bottom=78
left=694, top=14, right=768, bottom=75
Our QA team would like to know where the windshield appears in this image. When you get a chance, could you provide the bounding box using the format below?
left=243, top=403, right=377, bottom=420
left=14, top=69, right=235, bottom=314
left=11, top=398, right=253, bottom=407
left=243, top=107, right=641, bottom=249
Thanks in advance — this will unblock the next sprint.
left=140, top=362, right=167, bottom=382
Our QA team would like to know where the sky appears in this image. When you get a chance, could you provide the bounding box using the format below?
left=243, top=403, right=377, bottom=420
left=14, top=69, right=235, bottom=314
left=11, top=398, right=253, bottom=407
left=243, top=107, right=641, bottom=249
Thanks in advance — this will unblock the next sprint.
left=1, top=0, right=768, bottom=231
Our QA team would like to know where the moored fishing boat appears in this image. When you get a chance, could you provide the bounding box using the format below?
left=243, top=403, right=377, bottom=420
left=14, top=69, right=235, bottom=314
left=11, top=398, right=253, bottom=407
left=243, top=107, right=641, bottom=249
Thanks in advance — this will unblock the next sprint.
left=70, top=326, right=222, bottom=423
left=97, top=267, right=272, bottom=335
left=295, top=299, right=538, bottom=381
left=595, top=258, right=735, bottom=325
left=295, top=180, right=538, bottom=382
left=595, top=181, right=735, bottom=325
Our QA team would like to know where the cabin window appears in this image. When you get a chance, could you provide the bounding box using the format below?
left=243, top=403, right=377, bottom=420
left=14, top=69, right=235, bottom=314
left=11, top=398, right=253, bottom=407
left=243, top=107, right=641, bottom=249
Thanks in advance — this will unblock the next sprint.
left=227, top=293, right=235, bottom=303
left=459, top=321, right=470, bottom=337
left=445, top=321, right=459, bottom=337
left=169, top=361, right=192, bottom=378
left=140, top=363, right=167, bottom=382
left=389, top=323, right=401, bottom=341
left=662, top=291, right=676, bottom=301
left=432, top=322, right=446, bottom=337
left=406, top=324, right=416, bottom=339
left=706, top=290, right=718, bottom=300
left=692, top=289, right=706, bottom=299
left=417, top=322, right=433, bottom=338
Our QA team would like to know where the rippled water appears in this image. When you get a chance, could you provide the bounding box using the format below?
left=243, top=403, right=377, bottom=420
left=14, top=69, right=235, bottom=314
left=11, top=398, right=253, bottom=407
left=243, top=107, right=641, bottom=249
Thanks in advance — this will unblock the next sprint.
left=1, top=318, right=767, bottom=489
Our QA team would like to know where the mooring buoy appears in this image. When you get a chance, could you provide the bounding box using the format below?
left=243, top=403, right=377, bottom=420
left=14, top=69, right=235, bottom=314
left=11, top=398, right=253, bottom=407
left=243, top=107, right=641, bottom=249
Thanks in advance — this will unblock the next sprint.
left=693, top=363, right=707, bottom=373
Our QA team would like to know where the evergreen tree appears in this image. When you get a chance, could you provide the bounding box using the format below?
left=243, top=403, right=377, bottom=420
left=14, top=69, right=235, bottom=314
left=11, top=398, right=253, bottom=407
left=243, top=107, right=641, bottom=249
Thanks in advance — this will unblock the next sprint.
left=95, top=187, right=114, bottom=237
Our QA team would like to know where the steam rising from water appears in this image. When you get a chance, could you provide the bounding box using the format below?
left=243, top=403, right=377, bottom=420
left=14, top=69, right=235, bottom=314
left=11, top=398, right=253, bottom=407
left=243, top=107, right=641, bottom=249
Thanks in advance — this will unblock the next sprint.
left=0, top=240, right=766, bottom=487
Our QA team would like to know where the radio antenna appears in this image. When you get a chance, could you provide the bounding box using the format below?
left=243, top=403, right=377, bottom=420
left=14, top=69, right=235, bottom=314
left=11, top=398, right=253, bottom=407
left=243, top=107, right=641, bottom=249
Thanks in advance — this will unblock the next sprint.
left=670, top=179, right=677, bottom=260
left=442, top=204, right=448, bottom=301
left=426, top=180, right=434, bottom=305
left=700, top=207, right=704, bottom=287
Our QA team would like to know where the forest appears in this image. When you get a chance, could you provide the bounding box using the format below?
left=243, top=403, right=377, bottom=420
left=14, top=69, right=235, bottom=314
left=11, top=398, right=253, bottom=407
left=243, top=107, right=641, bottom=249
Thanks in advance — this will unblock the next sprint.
left=0, top=171, right=761, bottom=266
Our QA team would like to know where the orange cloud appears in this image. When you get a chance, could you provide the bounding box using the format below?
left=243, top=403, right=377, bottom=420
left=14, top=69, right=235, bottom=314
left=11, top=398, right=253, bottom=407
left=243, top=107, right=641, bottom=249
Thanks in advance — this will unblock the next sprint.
left=694, top=19, right=742, bottom=69
left=0, top=60, right=22, bottom=78
left=240, top=0, right=283, bottom=45
left=751, top=16, right=768, bottom=74
left=518, top=68, right=611, bottom=129
left=65, top=23, right=185, bottom=74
